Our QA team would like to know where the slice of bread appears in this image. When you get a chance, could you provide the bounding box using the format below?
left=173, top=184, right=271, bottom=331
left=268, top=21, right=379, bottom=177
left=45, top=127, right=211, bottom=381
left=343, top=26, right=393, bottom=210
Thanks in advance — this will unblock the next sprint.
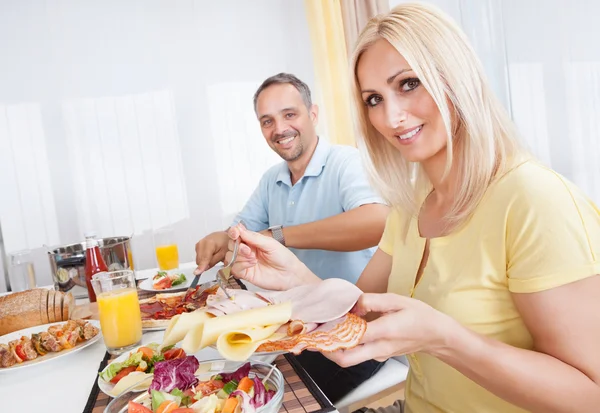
left=40, top=289, right=49, bottom=325
left=48, top=290, right=56, bottom=323
left=62, top=292, right=75, bottom=321
left=54, top=292, right=63, bottom=322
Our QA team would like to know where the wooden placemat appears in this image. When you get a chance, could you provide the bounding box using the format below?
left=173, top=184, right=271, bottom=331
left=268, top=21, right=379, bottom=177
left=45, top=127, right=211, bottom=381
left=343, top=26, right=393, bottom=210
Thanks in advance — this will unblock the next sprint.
left=83, top=277, right=335, bottom=413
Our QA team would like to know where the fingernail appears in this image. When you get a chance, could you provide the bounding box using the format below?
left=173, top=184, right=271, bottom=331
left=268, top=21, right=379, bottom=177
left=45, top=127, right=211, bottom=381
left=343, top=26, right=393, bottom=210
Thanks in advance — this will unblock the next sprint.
left=193, top=269, right=201, bottom=275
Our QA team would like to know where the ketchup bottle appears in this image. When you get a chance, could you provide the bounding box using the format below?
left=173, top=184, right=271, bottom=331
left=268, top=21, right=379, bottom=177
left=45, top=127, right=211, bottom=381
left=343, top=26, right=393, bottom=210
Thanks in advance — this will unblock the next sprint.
left=84, top=232, right=108, bottom=303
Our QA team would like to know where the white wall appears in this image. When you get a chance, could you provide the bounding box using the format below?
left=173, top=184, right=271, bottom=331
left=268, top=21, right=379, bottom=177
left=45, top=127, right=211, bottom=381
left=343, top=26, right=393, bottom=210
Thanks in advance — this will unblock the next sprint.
left=0, top=0, right=317, bottom=289
left=388, top=0, right=600, bottom=204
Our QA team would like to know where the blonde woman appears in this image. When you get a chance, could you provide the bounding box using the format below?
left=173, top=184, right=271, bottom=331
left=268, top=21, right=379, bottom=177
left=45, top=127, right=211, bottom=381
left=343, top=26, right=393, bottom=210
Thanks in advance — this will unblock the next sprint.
left=226, top=3, right=600, bottom=412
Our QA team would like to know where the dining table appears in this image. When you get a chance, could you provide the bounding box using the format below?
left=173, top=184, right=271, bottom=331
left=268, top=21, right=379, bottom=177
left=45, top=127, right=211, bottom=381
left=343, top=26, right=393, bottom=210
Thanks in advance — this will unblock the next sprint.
left=0, top=262, right=338, bottom=413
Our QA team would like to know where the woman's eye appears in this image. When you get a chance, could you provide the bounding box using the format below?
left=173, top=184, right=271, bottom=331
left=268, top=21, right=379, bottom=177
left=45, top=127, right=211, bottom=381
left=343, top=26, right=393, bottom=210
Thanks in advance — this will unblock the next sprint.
left=400, top=78, right=420, bottom=92
left=365, top=95, right=383, bottom=107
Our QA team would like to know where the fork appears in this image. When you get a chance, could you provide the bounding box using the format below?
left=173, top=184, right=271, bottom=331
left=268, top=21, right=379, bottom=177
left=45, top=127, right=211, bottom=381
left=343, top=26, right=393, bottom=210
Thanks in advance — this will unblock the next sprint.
left=217, top=237, right=240, bottom=299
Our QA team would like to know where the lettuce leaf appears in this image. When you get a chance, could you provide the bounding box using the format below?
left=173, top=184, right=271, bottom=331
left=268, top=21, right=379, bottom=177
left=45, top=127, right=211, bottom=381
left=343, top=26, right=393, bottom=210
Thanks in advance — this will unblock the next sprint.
left=151, top=390, right=182, bottom=411
left=99, top=362, right=123, bottom=382
left=149, top=356, right=199, bottom=393
left=98, top=351, right=144, bottom=381
left=171, top=273, right=187, bottom=286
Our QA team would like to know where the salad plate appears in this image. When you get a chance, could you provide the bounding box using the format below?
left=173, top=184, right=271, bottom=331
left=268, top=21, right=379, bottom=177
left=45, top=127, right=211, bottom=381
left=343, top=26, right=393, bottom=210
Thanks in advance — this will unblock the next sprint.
left=139, top=271, right=191, bottom=292
left=98, top=342, right=187, bottom=397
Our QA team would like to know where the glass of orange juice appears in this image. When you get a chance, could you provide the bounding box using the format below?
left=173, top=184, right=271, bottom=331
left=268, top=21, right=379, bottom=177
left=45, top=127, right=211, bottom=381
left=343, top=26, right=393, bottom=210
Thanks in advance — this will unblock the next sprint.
left=91, top=270, right=142, bottom=355
left=154, top=226, right=179, bottom=271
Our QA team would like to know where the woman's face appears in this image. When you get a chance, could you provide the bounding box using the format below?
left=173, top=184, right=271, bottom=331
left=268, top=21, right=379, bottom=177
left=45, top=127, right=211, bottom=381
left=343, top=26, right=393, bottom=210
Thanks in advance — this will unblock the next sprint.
left=356, top=39, right=448, bottom=163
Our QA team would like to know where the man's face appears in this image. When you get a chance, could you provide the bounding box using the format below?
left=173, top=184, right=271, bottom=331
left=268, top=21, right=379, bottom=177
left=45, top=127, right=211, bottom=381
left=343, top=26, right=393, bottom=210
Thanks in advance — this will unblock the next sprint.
left=255, top=83, right=318, bottom=162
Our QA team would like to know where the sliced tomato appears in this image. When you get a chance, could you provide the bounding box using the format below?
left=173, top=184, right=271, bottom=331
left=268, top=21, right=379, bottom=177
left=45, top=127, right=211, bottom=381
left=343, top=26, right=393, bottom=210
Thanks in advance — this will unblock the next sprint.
left=110, top=366, right=137, bottom=384
left=154, top=276, right=173, bottom=290
left=182, top=388, right=196, bottom=398
left=171, top=409, right=195, bottom=413
left=128, top=401, right=153, bottom=413
left=14, top=344, right=27, bottom=361
left=163, top=348, right=186, bottom=360
left=195, top=379, right=224, bottom=396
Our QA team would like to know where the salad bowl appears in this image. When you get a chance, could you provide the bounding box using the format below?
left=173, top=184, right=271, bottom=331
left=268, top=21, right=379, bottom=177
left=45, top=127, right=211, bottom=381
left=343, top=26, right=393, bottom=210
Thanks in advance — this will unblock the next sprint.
left=104, top=358, right=284, bottom=413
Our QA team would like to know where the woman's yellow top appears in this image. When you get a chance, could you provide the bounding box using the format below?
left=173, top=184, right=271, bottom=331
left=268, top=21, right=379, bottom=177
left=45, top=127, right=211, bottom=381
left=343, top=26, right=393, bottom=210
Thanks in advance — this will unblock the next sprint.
left=379, top=161, right=600, bottom=413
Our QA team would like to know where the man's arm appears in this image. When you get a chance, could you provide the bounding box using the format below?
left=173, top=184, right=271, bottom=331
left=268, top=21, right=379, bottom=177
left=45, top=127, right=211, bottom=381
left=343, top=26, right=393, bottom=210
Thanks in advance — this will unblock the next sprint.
left=266, top=203, right=389, bottom=251
left=263, top=150, right=388, bottom=251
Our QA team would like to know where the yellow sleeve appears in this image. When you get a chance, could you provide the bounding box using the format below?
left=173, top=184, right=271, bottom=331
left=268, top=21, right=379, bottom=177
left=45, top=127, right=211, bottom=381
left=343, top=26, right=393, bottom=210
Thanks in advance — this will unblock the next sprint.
left=378, top=208, right=403, bottom=256
left=506, top=167, right=600, bottom=293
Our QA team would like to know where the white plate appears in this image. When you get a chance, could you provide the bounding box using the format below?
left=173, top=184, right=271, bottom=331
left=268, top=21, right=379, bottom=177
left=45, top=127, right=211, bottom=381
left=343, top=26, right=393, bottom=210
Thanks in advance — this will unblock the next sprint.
left=98, top=343, right=151, bottom=397
left=142, top=325, right=167, bottom=332
left=0, top=320, right=102, bottom=373
left=138, top=272, right=193, bottom=292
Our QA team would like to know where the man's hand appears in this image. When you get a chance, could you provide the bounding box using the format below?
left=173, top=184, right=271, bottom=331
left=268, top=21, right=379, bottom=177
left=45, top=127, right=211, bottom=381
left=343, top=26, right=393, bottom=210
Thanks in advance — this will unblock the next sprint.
left=194, top=231, right=230, bottom=275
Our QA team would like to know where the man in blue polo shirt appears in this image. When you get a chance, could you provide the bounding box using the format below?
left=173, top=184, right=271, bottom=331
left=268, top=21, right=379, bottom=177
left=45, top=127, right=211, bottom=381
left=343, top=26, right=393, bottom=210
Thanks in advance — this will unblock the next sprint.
left=194, top=73, right=388, bottom=403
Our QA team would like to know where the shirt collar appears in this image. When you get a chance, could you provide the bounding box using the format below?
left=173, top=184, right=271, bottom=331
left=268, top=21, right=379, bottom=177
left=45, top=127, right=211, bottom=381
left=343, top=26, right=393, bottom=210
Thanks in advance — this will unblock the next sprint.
left=276, top=137, right=330, bottom=185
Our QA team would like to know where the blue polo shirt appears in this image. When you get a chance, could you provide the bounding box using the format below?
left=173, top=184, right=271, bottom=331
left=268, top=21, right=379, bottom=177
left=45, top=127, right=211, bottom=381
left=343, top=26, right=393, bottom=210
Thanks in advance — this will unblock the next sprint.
left=232, top=138, right=385, bottom=283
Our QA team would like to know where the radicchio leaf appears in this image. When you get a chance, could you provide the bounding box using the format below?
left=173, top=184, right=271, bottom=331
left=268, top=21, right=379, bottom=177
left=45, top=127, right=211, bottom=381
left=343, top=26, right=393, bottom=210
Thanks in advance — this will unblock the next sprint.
left=149, top=356, right=199, bottom=393
left=219, top=362, right=251, bottom=383
left=251, top=376, right=275, bottom=408
left=232, top=390, right=257, bottom=413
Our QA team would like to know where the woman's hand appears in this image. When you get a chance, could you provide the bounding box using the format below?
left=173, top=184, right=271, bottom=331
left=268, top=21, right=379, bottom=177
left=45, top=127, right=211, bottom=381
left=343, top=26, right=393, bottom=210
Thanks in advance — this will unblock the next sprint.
left=225, top=223, right=320, bottom=291
left=325, top=293, right=456, bottom=367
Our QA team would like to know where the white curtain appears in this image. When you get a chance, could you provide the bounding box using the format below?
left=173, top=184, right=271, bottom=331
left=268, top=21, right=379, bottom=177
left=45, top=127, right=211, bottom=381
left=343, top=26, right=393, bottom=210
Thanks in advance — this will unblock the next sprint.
left=389, top=0, right=600, bottom=204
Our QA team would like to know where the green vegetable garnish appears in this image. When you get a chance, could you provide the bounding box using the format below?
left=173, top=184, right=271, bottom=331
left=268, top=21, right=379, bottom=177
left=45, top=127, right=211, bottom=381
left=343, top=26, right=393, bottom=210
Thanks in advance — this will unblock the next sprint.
left=171, top=273, right=187, bottom=286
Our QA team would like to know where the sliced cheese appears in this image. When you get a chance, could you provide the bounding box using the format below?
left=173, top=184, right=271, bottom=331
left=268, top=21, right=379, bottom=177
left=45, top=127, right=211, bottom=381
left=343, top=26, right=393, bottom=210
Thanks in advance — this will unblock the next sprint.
left=181, top=302, right=292, bottom=353
left=109, top=371, right=153, bottom=397
left=161, top=310, right=214, bottom=349
left=216, top=324, right=286, bottom=361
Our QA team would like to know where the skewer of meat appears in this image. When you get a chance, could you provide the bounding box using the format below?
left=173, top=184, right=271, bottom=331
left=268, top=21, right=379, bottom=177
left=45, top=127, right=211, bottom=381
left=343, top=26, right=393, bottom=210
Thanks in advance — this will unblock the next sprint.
left=0, top=319, right=99, bottom=368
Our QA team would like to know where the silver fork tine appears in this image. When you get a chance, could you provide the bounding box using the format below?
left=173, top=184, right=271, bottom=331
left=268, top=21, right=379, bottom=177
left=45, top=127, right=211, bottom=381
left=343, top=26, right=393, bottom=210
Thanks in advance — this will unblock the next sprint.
left=218, top=237, right=240, bottom=299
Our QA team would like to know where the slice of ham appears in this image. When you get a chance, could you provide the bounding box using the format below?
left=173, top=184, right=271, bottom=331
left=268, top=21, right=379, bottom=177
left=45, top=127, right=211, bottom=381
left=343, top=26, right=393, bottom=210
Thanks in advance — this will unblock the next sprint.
left=256, top=313, right=366, bottom=355
left=286, top=320, right=319, bottom=336
left=205, top=289, right=270, bottom=317
left=140, top=302, right=165, bottom=318
left=257, top=278, right=363, bottom=324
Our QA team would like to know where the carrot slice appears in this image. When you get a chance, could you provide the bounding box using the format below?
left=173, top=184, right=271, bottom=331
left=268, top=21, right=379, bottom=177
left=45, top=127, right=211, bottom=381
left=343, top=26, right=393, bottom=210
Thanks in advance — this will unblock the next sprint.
left=236, top=377, right=254, bottom=394
left=156, top=401, right=179, bottom=413
left=222, top=397, right=239, bottom=413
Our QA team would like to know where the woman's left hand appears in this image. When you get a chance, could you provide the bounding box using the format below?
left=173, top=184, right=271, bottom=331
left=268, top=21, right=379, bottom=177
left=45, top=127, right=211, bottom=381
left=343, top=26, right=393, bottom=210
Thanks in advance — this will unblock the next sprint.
left=325, top=293, right=456, bottom=367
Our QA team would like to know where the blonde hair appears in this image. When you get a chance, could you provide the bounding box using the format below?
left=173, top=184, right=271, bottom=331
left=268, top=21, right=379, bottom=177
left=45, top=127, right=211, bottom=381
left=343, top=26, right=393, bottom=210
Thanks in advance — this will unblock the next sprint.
left=350, top=2, right=528, bottom=225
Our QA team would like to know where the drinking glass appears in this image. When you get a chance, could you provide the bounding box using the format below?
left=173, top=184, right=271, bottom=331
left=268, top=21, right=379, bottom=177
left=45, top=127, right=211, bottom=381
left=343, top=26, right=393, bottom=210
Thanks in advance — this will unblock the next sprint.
left=8, top=250, right=37, bottom=292
left=154, top=226, right=179, bottom=271
left=91, top=270, right=142, bottom=355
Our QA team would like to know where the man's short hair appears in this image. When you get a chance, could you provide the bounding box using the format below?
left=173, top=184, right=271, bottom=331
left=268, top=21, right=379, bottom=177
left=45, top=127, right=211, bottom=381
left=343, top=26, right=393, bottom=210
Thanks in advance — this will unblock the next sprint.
left=253, top=73, right=313, bottom=113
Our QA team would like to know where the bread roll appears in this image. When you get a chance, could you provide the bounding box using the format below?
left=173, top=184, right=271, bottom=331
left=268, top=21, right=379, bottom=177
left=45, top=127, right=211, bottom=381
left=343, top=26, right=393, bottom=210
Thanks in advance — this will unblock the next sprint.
left=0, top=289, right=44, bottom=336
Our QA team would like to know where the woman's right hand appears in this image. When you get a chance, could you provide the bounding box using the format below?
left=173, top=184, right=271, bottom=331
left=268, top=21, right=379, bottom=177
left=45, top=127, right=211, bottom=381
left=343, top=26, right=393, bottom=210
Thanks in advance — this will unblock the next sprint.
left=225, top=223, right=320, bottom=291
